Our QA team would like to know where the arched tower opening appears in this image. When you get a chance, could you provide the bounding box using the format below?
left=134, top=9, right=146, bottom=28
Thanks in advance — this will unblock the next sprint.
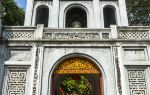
left=51, top=56, right=103, bottom=95
left=35, top=5, right=49, bottom=27
left=103, top=6, right=116, bottom=28
left=65, top=6, right=87, bottom=28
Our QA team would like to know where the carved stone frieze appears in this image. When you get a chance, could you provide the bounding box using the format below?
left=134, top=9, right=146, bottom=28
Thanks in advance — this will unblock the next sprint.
left=44, top=32, right=110, bottom=40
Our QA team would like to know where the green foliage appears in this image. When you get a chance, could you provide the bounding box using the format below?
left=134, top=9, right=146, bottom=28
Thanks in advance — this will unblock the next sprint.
left=60, top=75, right=92, bottom=95
left=61, top=77, right=76, bottom=93
left=0, top=3, right=5, bottom=14
left=77, top=76, right=91, bottom=95
left=126, top=0, right=150, bottom=26
left=1, top=0, right=25, bottom=25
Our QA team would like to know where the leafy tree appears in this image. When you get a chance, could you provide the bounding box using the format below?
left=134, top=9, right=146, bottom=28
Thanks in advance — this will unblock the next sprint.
left=1, top=0, right=25, bottom=25
left=0, top=3, right=5, bottom=15
left=126, top=0, right=150, bottom=26
left=60, top=76, right=92, bottom=95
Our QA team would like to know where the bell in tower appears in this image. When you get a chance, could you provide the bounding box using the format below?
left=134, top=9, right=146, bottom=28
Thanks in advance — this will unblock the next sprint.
left=65, top=7, right=87, bottom=28
left=24, top=0, right=129, bottom=28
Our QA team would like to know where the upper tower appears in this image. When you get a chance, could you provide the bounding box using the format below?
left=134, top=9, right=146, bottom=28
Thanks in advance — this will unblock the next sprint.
left=24, top=0, right=129, bottom=28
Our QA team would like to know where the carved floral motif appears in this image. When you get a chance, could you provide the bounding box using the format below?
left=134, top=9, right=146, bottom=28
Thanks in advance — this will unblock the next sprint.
left=44, top=32, right=101, bottom=40
left=55, top=57, right=100, bottom=74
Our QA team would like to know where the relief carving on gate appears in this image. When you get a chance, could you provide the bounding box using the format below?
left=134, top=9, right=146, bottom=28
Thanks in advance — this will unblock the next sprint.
left=128, top=70, right=147, bottom=95
left=6, top=67, right=28, bottom=95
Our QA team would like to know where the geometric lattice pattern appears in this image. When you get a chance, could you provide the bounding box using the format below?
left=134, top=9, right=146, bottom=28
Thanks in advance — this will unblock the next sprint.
left=4, top=31, right=35, bottom=39
left=119, top=31, right=149, bottom=39
left=128, top=70, right=147, bottom=95
left=6, top=67, right=28, bottom=95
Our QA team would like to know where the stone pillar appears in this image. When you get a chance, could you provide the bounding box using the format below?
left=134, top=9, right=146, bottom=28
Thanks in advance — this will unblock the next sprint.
left=118, top=0, right=129, bottom=26
left=35, top=24, right=44, bottom=39
left=111, top=25, right=118, bottom=39
left=51, top=0, right=59, bottom=27
left=93, top=0, right=101, bottom=28
left=24, top=0, right=34, bottom=26
left=113, top=46, right=122, bottom=95
left=30, top=44, right=44, bottom=95
left=114, top=45, right=127, bottom=95
left=30, top=25, right=44, bottom=95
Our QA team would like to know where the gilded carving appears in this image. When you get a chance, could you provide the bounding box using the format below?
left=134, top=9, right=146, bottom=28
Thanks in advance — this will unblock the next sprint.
left=55, top=57, right=100, bottom=74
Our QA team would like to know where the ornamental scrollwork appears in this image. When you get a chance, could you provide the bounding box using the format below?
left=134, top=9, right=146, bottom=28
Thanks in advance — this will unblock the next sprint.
left=55, top=57, right=100, bottom=74
left=32, top=47, right=40, bottom=95
left=44, top=32, right=101, bottom=40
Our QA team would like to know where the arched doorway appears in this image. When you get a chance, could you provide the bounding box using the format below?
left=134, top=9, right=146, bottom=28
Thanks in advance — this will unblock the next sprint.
left=103, top=6, right=116, bottom=28
left=51, top=57, right=103, bottom=95
left=65, top=6, right=87, bottom=28
left=35, top=5, right=49, bottom=27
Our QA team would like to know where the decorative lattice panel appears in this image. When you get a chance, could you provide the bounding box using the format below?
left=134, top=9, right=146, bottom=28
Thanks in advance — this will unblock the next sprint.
left=119, top=31, right=149, bottom=39
left=6, top=67, right=28, bottom=95
left=128, top=70, right=147, bottom=95
left=4, top=31, right=35, bottom=39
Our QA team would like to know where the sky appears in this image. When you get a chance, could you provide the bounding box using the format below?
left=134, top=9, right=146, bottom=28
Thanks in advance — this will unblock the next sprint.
left=14, top=0, right=27, bottom=11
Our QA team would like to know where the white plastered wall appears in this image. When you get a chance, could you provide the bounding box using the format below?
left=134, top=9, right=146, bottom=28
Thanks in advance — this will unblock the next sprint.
left=41, top=47, right=117, bottom=95
left=120, top=45, right=150, bottom=95
left=1, top=47, right=33, bottom=95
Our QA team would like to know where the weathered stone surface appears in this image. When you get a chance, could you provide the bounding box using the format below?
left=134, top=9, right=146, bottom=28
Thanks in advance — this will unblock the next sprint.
left=1, top=0, right=150, bottom=95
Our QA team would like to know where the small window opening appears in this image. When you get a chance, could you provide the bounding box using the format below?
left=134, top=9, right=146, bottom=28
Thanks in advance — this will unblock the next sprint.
left=35, top=6, right=49, bottom=27
left=103, top=6, right=116, bottom=28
